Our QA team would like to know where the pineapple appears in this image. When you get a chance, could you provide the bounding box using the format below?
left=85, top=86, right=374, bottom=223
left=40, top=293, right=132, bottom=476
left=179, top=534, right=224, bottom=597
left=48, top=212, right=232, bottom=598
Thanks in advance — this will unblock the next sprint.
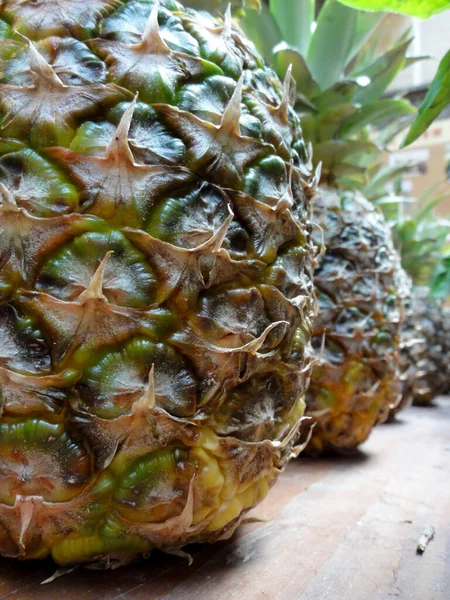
left=304, top=189, right=407, bottom=451
left=401, top=290, right=450, bottom=405
left=0, top=0, right=318, bottom=566
left=384, top=202, right=450, bottom=408
left=242, top=0, right=411, bottom=453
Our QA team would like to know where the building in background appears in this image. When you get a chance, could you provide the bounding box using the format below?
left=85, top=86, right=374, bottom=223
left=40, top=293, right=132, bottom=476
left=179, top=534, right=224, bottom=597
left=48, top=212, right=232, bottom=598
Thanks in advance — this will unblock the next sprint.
left=383, top=12, right=450, bottom=216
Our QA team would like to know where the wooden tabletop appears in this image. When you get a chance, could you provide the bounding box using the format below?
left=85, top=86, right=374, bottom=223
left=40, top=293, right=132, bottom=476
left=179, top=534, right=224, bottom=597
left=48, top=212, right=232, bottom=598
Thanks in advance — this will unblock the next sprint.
left=1, top=398, right=449, bottom=600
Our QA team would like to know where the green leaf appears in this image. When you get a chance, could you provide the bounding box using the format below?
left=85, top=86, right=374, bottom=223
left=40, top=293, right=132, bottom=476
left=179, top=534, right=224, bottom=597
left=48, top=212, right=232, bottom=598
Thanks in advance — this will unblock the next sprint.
left=339, top=98, right=416, bottom=137
left=298, top=112, right=319, bottom=144
left=272, top=45, right=320, bottom=97
left=311, top=81, right=360, bottom=110
left=307, top=0, right=357, bottom=89
left=184, top=0, right=261, bottom=13
left=269, top=0, right=314, bottom=55
left=333, top=163, right=368, bottom=181
left=335, top=0, right=450, bottom=19
left=373, top=114, right=415, bottom=147
left=346, top=11, right=385, bottom=66
left=430, top=251, right=450, bottom=298
left=0, top=19, right=12, bottom=41
left=317, top=103, right=358, bottom=141
left=360, top=164, right=411, bottom=200
left=352, top=38, right=411, bottom=103
left=415, top=194, right=447, bottom=223
left=313, top=139, right=379, bottom=169
left=402, top=49, right=450, bottom=147
left=239, top=4, right=282, bottom=63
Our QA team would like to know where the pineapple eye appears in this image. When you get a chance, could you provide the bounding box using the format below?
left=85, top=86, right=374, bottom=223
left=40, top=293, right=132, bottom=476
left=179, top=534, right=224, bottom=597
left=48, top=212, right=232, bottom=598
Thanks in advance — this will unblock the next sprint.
left=36, top=230, right=157, bottom=308
left=0, top=148, right=78, bottom=217
left=244, top=155, right=288, bottom=206
left=77, top=337, right=197, bottom=419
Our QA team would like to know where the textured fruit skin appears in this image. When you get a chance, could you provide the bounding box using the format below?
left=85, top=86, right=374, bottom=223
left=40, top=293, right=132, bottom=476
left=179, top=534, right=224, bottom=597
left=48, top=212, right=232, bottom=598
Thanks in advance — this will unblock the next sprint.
left=303, top=189, right=407, bottom=454
left=0, top=0, right=317, bottom=566
left=399, top=289, right=450, bottom=407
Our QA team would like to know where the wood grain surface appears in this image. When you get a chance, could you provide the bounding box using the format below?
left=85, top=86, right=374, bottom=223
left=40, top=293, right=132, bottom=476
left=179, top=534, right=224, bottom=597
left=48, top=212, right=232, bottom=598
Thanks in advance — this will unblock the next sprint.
left=1, top=399, right=449, bottom=600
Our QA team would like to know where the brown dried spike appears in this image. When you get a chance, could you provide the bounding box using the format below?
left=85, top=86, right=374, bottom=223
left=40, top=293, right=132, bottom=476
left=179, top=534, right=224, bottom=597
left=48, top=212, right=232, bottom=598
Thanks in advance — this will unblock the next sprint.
left=220, top=73, right=244, bottom=135
left=132, top=363, right=156, bottom=413
left=154, top=89, right=272, bottom=187
left=78, top=251, right=113, bottom=302
left=277, top=65, right=293, bottom=124
left=0, top=184, right=97, bottom=293
left=138, top=1, right=171, bottom=54
left=49, top=123, right=193, bottom=228
left=124, top=208, right=233, bottom=305
left=16, top=286, right=144, bottom=368
left=0, top=184, right=20, bottom=213
left=105, top=95, right=138, bottom=163
left=25, top=38, right=65, bottom=89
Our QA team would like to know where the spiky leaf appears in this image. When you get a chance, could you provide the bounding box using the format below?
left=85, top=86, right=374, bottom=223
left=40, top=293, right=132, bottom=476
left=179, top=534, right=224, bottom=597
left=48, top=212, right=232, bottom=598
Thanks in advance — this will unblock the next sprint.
left=402, top=49, right=450, bottom=147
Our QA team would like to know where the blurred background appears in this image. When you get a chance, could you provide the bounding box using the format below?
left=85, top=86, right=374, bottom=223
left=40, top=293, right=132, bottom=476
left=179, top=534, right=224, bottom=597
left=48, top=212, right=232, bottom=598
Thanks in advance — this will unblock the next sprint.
left=382, top=10, right=450, bottom=216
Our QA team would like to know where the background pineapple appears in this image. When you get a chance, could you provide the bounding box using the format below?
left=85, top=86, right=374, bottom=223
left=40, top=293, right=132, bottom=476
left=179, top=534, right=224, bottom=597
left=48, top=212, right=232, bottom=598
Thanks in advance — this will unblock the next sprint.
left=0, top=0, right=318, bottom=566
left=380, top=195, right=450, bottom=408
left=242, top=0, right=412, bottom=453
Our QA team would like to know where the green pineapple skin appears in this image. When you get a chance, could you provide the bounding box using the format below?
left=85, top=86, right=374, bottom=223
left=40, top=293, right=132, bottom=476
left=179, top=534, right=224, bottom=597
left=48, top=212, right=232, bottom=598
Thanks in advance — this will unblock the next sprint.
left=0, top=0, right=317, bottom=566
left=303, top=188, right=407, bottom=454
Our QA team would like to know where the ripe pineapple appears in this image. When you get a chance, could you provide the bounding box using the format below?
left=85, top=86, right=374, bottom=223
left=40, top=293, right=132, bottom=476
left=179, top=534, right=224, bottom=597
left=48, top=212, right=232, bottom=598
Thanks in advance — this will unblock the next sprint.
left=382, top=198, right=450, bottom=411
left=401, top=289, right=450, bottom=406
left=242, top=0, right=411, bottom=452
left=0, top=0, right=317, bottom=566
left=304, top=189, right=407, bottom=451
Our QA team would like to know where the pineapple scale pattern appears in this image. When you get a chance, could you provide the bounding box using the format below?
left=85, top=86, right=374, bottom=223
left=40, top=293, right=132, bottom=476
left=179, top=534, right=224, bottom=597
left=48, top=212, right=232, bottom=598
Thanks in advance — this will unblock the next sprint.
left=0, top=0, right=317, bottom=565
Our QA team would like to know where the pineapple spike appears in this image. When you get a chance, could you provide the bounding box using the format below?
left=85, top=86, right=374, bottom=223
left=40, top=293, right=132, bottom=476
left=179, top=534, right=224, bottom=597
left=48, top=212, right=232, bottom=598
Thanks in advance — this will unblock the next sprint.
left=222, top=5, right=233, bottom=39
left=290, top=420, right=316, bottom=458
left=17, top=496, right=39, bottom=552
left=221, top=74, right=244, bottom=135
left=105, top=94, right=138, bottom=162
left=133, top=364, right=156, bottom=413
left=0, top=183, right=20, bottom=213
left=277, top=65, right=293, bottom=123
left=196, top=205, right=234, bottom=254
left=139, top=1, right=171, bottom=54
left=216, top=320, right=289, bottom=356
left=270, top=416, right=311, bottom=450
left=277, top=167, right=294, bottom=210
left=20, top=35, right=65, bottom=89
left=79, top=251, right=113, bottom=302
left=306, top=142, right=314, bottom=170
left=312, top=161, right=322, bottom=189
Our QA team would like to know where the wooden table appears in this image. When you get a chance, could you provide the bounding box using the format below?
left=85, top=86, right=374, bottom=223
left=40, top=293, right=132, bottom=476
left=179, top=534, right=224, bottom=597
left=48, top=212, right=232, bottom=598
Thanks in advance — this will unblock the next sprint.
left=1, top=398, right=449, bottom=600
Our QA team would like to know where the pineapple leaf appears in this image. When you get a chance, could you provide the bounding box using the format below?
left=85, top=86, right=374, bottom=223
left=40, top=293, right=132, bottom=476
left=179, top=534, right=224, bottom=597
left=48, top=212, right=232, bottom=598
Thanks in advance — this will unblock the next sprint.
left=269, top=0, right=314, bottom=55
left=339, top=98, right=416, bottom=137
left=346, top=11, right=386, bottom=66
left=273, top=45, right=320, bottom=97
left=239, top=3, right=281, bottom=63
left=360, top=164, right=412, bottom=200
left=430, top=249, right=450, bottom=298
left=307, top=0, right=357, bottom=90
left=313, top=139, right=379, bottom=169
left=317, top=103, right=358, bottom=141
left=311, top=81, right=360, bottom=111
left=402, top=49, right=450, bottom=147
left=414, top=193, right=447, bottom=224
left=184, top=0, right=261, bottom=13
left=335, top=0, right=450, bottom=19
left=333, top=163, right=368, bottom=183
left=352, top=38, right=411, bottom=103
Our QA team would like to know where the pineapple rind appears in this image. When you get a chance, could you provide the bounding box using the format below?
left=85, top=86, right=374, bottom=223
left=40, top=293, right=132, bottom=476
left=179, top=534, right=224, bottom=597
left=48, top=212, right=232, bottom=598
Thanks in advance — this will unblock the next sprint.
left=0, top=0, right=316, bottom=565
left=305, top=188, right=407, bottom=453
